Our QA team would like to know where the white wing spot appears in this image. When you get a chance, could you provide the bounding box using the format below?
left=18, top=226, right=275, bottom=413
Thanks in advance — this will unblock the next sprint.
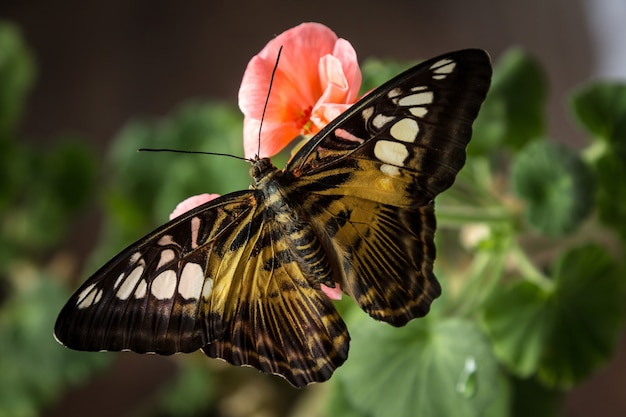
left=372, top=114, right=396, bottom=129
left=380, top=164, right=401, bottom=177
left=179, top=263, right=204, bottom=300
left=129, top=251, right=142, bottom=265
left=398, top=91, right=433, bottom=107
left=430, top=59, right=456, bottom=80
left=116, top=265, right=144, bottom=300
left=157, top=249, right=176, bottom=269
left=374, top=140, right=409, bottom=166
left=77, top=283, right=103, bottom=309
left=430, top=58, right=456, bottom=72
left=191, top=217, right=201, bottom=249
left=388, top=88, right=402, bottom=99
left=158, top=235, right=176, bottom=246
left=134, top=279, right=148, bottom=298
left=202, top=277, right=214, bottom=300
left=409, top=107, right=428, bottom=118
left=390, top=118, right=419, bottom=143
left=411, top=86, right=428, bottom=92
left=151, top=269, right=177, bottom=299
left=114, top=272, right=125, bottom=289
left=361, top=106, right=374, bottom=123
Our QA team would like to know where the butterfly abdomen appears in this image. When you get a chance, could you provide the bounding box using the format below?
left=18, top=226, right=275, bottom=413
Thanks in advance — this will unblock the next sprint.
left=259, top=172, right=336, bottom=289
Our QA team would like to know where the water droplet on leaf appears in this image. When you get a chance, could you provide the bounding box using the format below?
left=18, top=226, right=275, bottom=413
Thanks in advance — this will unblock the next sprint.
left=456, top=356, right=478, bottom=398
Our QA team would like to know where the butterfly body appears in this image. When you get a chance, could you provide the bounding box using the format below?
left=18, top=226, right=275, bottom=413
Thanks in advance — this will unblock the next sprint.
left=55, top=49, right=492, bottom=387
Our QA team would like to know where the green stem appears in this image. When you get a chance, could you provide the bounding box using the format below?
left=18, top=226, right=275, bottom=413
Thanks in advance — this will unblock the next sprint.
left=436, top=205, right=511, bottom=227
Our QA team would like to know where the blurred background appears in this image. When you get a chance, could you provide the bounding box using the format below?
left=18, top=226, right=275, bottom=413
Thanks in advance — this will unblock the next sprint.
left=1, top=0, right=625, bottom=416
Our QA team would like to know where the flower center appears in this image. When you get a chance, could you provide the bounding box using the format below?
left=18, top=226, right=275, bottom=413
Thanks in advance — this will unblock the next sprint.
left=295, top=106, right=314, bottom=133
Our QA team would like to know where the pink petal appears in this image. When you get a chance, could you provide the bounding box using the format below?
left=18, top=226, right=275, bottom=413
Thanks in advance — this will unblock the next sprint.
left=321, top=283, right=343, bottom=300
left=170, top=193, right=220, bottom=220
left=243, top=117, right=301, bottom=159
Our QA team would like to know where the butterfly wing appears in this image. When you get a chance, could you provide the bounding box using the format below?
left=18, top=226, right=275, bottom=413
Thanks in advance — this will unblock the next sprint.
left=287, top=49, right=492, bottom=325
left=54, top=190, right=348, bottom=387
left=54, top=191, right=255, bottom=354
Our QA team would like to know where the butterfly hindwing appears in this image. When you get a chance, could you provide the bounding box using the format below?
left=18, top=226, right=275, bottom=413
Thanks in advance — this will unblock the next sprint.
left=55, top=49, right=492, bottom=388
left=302, top=194, right=439, bottom=326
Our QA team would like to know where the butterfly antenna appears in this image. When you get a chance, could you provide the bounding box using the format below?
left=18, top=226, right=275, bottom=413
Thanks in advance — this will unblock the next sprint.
left=138, top=148, right=248, bottom=162
left=257, top=45, right=283, bottom=158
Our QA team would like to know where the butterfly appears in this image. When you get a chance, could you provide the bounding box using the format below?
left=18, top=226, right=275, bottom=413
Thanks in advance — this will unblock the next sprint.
left=55, top=49, right=492, bottom=388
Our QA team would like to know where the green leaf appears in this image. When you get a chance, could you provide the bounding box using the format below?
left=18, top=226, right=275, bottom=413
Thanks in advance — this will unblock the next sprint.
left=44, top=138, right=98, bottom=212
left=594, top=152, right=626, bottom=241
left=0, top=21, right=36, bottom=138
left=481, top=280, right=552, bottom=377
left=96, top=101, right=247, bottom=260
left=326, top=379, right=373, bottom=417
left=470, top=48, right=547, bottom=154
left=538, top=245, right=625, bottom=388
left=511, top=140, right=595, bottom=236
left=482, top=245, right=625, bottom=389
left=570, top=82, right=626, bottom=158
left=336, top=315, right=507, bottom=417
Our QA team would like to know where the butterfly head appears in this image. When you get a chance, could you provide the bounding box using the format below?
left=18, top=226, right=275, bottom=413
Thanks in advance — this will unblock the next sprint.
left=249, top=157, right=278, bottom=188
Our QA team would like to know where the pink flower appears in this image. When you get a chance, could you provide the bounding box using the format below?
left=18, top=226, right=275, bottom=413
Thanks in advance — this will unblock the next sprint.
left=238, top=22, right=362, bottom=158
left=169, top=194, right=220, bottom=220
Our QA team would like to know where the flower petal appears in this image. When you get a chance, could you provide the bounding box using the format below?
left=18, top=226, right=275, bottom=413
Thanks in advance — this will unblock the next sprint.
left=321, top=283, right=343, bottom=300
left=243, top=118, right=301, bottom=159
left=170, top=193, right=220, bottom=220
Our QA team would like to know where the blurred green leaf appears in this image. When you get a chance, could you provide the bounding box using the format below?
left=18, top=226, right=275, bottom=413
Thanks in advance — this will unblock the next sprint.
left=326, top=379, right=372, bottom=417
left=360, top=59, right=415, bottom=94
left=107, top=101, right=246, bottom=219
left=570, top=82, right=626, bottom=158
left=336, top=315, right=507, bottom=417
left=1, top=138, right=97, bottom=256
left=44, top=138, right=98, bottom=211
left=0, top=21, right=35, bottom=139
left=594, top=152, right=626, bottom=241
left=93, top=102, right=247, bottom=263
left=481, top=280, right=552, bottom=378
left=483, top=245, right=625, bottom=389
left=471, top=48, right=546, bottom=154
left=538, top=245, right=625, bottom=388
left=511, top=140, right=595, bottom=236
left=0, top=138, right=97, bottom=263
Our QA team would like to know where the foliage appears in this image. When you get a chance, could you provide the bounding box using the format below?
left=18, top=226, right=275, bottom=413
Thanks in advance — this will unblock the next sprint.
left=1, top=20, right=625, bottom=417
left=0, top=22, right=108, bottom=417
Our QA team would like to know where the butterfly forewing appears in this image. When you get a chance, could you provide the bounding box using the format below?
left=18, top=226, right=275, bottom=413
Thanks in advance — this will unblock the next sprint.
left=55, top=49, right=492, bottom=387
left=289, top=49, right=491, bottom=201
left=54, top=191, right=256, bottom=353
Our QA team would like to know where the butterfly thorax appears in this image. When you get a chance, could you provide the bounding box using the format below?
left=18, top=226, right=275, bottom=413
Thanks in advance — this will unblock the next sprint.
left=248, top=157, right=336, bottom=290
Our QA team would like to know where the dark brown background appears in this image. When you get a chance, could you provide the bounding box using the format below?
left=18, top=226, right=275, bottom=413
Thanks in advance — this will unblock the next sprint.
left=1, top=0, right=624, bottom=416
